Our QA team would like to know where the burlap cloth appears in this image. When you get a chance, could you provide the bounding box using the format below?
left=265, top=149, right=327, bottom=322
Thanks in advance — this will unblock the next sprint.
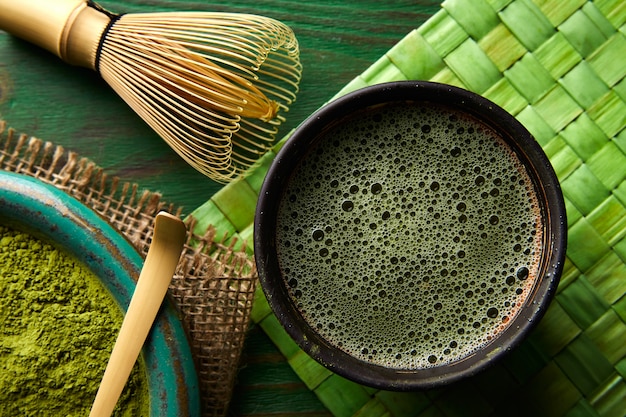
left=0, top=120, right=257, bottom=417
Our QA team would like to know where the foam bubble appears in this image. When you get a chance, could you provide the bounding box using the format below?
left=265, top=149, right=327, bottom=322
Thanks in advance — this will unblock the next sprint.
left=276, top=102, right=544, bottom=370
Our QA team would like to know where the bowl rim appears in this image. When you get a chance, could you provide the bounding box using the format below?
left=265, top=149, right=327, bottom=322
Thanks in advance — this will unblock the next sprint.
left=0, top=170, right=200, bottom=415
left=254, top=80, right=567, bottom=390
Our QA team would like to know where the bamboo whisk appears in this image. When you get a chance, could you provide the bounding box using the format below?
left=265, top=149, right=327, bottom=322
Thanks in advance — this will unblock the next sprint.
left=0, top=0, right=302, bottom=182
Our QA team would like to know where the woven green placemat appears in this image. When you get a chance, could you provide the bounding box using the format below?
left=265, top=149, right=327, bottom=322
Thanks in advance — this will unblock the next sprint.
left=190, top=0, right=626, bottom=415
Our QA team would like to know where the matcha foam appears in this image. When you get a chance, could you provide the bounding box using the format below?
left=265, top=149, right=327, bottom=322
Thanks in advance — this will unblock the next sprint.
left=275, top=102, right=544, bottom=370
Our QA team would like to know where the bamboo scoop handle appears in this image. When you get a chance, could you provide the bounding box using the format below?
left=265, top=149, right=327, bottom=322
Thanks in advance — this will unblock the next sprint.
left=89, top=211, right=187, bottom=417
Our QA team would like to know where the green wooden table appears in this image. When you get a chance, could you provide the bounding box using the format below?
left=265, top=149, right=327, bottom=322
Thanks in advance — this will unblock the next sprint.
left=0, top=1, right=440, bottom=415
left=0, top=0, right=440, bottom=213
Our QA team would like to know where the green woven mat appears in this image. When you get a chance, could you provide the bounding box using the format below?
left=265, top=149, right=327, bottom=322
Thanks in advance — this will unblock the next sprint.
left=190, top=0, right=626, bottom=415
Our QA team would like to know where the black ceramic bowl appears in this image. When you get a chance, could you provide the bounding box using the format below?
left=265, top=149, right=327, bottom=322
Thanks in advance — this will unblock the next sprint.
left=255, top=81, right=566, bottom=390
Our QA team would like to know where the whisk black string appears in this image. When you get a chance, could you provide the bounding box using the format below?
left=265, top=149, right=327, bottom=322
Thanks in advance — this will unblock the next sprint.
left=88, top=0, right=124, bottom=75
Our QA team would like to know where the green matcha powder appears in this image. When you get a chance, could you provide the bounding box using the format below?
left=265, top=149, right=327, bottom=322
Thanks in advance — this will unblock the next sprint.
left=0, top=225, right=150, bottom=416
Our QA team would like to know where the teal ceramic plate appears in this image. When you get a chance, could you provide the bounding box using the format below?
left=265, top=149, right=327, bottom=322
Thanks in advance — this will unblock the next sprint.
left=0, top=170, right=200, bottom=416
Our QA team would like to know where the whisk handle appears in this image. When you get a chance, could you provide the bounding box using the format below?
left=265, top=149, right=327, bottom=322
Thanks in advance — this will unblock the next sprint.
left=0, top=0, right=111, bottom=69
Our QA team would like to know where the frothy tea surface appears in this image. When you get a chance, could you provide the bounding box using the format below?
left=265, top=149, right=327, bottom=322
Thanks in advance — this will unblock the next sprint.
left=275, top=102, right=544, bottom=370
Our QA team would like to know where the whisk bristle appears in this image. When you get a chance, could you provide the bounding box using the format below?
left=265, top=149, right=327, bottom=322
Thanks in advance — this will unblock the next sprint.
left=0, top=0, right=302, bottom=182
left=98, top=11, right=301, bottom=182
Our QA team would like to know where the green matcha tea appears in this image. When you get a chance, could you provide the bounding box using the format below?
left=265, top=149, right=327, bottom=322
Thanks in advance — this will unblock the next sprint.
left=275, top=102, right=544, bottom=370
left=0, top=225, right=149, bottom=416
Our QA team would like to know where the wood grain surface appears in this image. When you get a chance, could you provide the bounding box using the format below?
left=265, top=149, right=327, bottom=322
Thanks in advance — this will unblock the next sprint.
left=0, top=0, right=440, bottom=213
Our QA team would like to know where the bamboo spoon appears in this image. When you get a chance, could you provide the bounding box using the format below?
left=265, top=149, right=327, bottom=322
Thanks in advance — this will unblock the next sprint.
left=89, top=211, right=186, bottom=417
